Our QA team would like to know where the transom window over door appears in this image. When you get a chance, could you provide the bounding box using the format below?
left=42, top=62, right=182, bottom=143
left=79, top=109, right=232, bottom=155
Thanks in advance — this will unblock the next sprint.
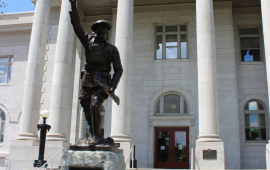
left=156, top=24, right=187, bottom=60
left=155, top=94, right=188, bottom=115
left=244, top=100, right=267, bottom=141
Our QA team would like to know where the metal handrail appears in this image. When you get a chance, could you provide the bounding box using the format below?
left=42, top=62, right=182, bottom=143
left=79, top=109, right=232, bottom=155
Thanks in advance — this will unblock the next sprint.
left=38, top=147, right=67, bottom=170
left=125, top=148, right=132, bottom=162
left=266, top=149, right=270, bottom=170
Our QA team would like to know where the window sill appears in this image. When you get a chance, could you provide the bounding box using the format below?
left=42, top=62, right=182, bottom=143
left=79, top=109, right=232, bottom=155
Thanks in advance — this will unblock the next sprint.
left=240, top=61, right=264, bottom=65
left=154, top=59, right=189, bottom=62
left=0, top=84, right=10, bottom=86
left=244, top=142, right=267, bottom=146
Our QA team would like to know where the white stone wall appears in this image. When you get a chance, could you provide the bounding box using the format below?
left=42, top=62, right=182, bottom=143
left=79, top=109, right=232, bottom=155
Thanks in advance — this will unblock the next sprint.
left=110, top=2, right=241, bottom=168
left=0, top=12, right=34, bottom=163
left=233, top=7, right=268, bottom=169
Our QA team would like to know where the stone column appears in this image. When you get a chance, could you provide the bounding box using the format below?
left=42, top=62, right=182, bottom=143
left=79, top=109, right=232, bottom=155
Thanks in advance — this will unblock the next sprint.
left=110, top=0, right=134, bottom=167
left=261, top=1, right=270, bottom=168
left=195, top=0, right=224, bottom=169
left=17, top=0, right=51, bottom=140
left=46, top=0, right=76, bottom=141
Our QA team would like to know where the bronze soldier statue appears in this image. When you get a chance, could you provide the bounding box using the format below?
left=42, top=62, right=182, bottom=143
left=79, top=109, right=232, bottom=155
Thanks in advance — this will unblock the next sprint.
left=69, top=0, right=123, bottom=144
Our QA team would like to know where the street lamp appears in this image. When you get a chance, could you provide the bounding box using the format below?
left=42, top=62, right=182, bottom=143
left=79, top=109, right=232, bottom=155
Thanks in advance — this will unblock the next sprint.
left=33, top=110, right=51, bottom=167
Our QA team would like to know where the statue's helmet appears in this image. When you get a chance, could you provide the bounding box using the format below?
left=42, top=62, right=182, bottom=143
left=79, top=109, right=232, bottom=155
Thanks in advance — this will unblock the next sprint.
left=91, top=20, right=111, bottom=32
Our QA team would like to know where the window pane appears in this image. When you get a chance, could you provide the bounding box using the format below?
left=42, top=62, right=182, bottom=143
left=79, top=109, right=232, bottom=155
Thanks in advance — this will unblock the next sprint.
left=8, top=64, right=12, bottom=83
left=245, top=114, right=258, bottom=127
left=157, top=26, right=163, bottom=32
left=240, top=37, right=260, bottom=49
left=0, top=75, right=6, bottom=83
left=258, top=114, right=265, bottom=126
left=166, top=35, right=177, bottom=46
left=156, top=100, right=160, bottom=113
left=166, top=25, right=177, bottom=32
left=245, top=101, right=264, bottom=110
left=180, top=25, right=187, bottom=31
left=0, top=58, right=9, bottom=63
left=245, top=114, right=265, bottom=127
left=184, top=100, right=188, bottom=113
left=181, top=35, right=187, bottom=59
left=156, top=36, right=162, bottom=59
left=0, top=65, right=7, bottom=74
left=157, top=131, right=169, bottom=162
left=1, top=123, right=4, bottom=142
left=1, top=113, right=5, bottom=121
left=174, top=131, right=186, bottom=162
left=166, top=47, right=177, bottom=59
left=10, top=57, right=13, bottom=62
left=164, top=94, right=180, bottom=113
left=246, top=128, right=266, bottom=140
left=239, top=28, right=259, bottom=35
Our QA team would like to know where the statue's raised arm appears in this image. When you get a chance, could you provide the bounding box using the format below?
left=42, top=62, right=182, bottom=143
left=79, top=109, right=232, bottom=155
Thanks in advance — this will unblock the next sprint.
left=69, top=0, right=91, bottom=48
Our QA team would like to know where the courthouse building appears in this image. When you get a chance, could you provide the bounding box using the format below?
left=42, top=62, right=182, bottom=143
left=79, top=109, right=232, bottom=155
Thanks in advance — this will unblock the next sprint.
left=0, top=0, right=270, bottom=169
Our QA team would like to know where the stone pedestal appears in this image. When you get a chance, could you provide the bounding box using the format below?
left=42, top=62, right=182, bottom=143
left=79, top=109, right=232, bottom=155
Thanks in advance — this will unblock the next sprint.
left=61, top=151, right=125, bottom=170
left=195, top=141, right=225, bottom=169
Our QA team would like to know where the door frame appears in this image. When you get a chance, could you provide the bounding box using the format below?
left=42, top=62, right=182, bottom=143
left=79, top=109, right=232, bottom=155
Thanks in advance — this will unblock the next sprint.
left=154, top=127, right=189, bottom=169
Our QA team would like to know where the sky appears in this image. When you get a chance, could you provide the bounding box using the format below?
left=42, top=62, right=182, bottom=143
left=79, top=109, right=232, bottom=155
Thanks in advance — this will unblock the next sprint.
left=1, top=0, right=35, bottom=14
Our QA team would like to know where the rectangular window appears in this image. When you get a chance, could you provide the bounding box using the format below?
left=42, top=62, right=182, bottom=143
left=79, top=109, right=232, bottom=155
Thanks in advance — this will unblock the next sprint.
left=239, top=28, right=261, bottom=62
left=0, top=56, right=13, bottom=84
left=155, top=24, right=188, bottom=60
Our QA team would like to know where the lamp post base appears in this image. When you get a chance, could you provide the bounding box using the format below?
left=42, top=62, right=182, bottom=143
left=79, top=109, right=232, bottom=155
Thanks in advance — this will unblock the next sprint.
left=33, top=159, right=48, bottom=168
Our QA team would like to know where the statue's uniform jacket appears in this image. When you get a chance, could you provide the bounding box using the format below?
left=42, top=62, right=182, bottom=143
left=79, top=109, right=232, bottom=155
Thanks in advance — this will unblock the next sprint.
left=69, top=9, right=123, bottom=100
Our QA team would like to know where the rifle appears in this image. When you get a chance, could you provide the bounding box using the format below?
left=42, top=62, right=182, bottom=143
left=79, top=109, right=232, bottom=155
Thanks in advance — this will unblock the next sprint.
left=94, top=79, right=120, bottom=105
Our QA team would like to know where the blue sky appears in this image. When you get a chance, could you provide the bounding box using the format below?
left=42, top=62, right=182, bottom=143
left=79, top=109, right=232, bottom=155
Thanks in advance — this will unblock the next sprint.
left=1, top=0, right=35, bottom=14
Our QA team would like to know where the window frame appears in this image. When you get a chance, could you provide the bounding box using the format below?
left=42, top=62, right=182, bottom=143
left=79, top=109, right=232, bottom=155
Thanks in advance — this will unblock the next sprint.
left=239, top=27, right=263, bottom=63
left=0, top=56, right=13, bottom=84
left=155, top=92, right=189, bottom=116
left=243, top=100, right=268, bottom=143
left=0, top=109, right=5, bottom=143
left=155, top=24, right=188, bottom=60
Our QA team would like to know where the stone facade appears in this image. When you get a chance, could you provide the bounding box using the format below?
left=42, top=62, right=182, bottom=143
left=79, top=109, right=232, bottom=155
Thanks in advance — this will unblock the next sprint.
left=0, top=0, right=269, bottom=169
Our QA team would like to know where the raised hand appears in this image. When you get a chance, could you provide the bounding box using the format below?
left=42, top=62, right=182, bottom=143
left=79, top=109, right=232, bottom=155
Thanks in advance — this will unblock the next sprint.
left=69, top=0, right=77, bottom=10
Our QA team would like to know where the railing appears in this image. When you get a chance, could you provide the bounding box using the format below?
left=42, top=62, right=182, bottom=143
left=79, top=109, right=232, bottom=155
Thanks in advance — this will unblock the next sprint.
left=38, top=147, right=67, bottom=170
left=125, top=148, right=134, bottom=168
left=267, top=149, right=270, bottom=170
left=191, top=148, right=194, bottom=170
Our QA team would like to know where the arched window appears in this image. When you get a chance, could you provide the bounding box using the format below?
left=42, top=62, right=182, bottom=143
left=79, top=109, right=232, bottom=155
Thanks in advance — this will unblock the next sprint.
left=244, top=100, right=266, bottom=141
left=0, top=109, right=5, bottom=142
left=155, top=93, right=188, bottom=115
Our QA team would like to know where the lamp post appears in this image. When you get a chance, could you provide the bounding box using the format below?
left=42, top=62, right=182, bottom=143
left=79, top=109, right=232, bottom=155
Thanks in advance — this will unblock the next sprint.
left=33, top=110, right=51, bottom=167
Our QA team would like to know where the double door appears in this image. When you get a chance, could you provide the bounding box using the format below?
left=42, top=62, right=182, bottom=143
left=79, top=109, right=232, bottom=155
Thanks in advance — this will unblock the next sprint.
left=154, top=127, right=189, bottom=169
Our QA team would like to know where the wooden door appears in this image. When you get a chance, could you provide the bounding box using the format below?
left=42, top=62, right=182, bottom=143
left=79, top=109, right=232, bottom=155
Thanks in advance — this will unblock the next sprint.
left=154, top=127, right=189, bottom=169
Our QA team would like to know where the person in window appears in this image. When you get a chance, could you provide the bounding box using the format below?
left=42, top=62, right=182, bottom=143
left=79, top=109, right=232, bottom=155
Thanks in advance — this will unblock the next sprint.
left=69, top=0, right=123, bottom=144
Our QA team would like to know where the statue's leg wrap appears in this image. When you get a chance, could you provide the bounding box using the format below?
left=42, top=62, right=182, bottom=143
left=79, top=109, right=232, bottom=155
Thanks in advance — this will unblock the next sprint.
left=80, top=97, right=93, bottom=137
left=90, top=88, right=108, bottom=143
